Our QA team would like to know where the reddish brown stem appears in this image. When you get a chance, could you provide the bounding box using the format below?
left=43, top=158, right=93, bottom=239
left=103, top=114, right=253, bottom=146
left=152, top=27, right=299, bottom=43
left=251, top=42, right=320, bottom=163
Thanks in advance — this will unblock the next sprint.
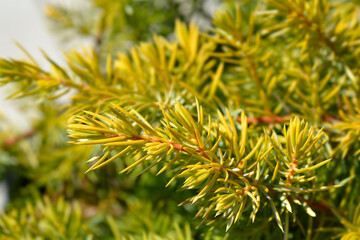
left=238, top=115, right=290, bottom=124
left=111, top=133, right=212, bottom=160
left=287, top=157, right=297, bottom=186
left=238, top=113, right=341, bottom=125
left=3, top=129, right=36, bottom=149
left=293, top=196, right=333, bottom=215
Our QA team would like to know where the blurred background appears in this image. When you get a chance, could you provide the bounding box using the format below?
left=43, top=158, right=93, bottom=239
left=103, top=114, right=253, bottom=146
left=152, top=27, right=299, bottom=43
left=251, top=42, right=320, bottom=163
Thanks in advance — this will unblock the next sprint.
left=0, top=0, right=63, bottom=60
left=0, top=0, right=64, bottom=210
left=0, top=0, right=62, bottom=129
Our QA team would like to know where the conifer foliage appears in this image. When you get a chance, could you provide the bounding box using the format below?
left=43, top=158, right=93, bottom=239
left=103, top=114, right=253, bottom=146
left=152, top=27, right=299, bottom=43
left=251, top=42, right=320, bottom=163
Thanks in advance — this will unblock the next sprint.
left=0, top=0, right=359, bottom=239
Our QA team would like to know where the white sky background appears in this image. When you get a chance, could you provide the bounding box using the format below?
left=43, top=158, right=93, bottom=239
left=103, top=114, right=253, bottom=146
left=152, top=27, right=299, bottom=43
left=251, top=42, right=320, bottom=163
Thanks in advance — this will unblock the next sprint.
left=0, top=0, right=67, bottom=129
left=0, top=0, right=66, bottom=60
left=0, top=0, right=70, bottom=211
